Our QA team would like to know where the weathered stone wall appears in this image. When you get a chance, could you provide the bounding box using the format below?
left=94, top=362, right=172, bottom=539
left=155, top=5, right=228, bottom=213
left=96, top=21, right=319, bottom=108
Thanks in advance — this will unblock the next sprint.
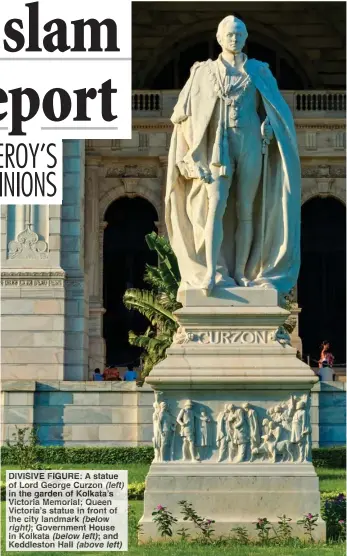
left=313, top=381, right=346, bottom=447
left=0, top=141, right=87, bottom=382
left=2, top=382, right=153, bottom=447
left=1, top=381, right=345, bottom=448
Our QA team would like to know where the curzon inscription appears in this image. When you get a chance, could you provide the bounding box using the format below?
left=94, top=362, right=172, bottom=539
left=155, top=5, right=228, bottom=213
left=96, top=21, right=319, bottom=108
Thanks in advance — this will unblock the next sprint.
left=184, top=330, right=272, bottom=345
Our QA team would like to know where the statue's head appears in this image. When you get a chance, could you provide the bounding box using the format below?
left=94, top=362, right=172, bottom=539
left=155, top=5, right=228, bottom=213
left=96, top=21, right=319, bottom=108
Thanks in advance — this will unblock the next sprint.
left=297, top=401, right=305, bottom=410
left=242, top=402, right=250, bottom=411
left=216, top=16, right=248, bottom=54
left=160, top=401, right=167, bottom=410
left=185, top=400, right=193, bottom=409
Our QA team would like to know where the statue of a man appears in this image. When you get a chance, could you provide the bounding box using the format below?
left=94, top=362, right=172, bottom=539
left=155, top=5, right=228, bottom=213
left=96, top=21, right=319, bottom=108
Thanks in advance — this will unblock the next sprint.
left=165, top=15, right=301, bottom=297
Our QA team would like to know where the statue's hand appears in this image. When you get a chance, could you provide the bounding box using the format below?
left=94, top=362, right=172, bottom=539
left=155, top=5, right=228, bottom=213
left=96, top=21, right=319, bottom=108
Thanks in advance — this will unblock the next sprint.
left=261, top=118, right=273, bottom=144
left=196, top=165, right=212, bottom=184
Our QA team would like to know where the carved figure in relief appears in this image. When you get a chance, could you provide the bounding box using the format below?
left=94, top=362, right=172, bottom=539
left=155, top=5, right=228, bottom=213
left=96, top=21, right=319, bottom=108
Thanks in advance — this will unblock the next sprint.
left=242, top=402, right=260, bottom=450
left=157, top=401, right=176, bottom=462
left=262, top=418, right=270, bottom=436
left=152, top=402, right=161, bottom=462
left=267, top=421, right=294, bottom=463
left=226, top=404, right=238, bottom=461
left=230, top=407, right=250, bottom=462
left=196, top=411, right=212, bottom=448
left=173, top=326, right=189, bottom=344
left=177, top=400, right=201, bottom=462
left=290, top=399, right=311, bottom=462
left=216, top=404, right=231, bottom=462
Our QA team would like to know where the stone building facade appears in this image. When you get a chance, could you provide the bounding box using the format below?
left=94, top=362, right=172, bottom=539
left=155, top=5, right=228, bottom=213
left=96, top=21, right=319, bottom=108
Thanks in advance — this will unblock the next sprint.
left=1, top=2, right=346, bottom=446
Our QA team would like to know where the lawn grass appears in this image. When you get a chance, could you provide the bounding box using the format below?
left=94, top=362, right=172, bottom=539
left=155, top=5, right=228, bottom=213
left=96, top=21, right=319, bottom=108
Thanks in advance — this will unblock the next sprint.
left=316, top=468, right=346, bottom=493
left=2, top=464, right=345, bottom=493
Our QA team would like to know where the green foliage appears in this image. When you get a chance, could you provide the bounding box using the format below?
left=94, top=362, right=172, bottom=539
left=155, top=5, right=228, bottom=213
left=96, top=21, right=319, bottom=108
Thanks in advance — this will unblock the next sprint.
left=128, top=482, right=145, bottom=500
left=178, top=500, right=215, bottom=543
left=5, top=426, right=39, bottom=469
left=297, top=513, right=319, bottom=543
left=321, top=493, right=346, bottom=541
left=1, top=445, right=154, bottom=465
left=231, top=526, right=250, bottom=544
left=2, top=444, right=345, bottom=469
left=253, top=517, right=272, bottom=543
left=123, top=232, right=181, bottom=377
left=312, top=447, right=346, bottom=469
left=276, top=515, right=293, bottom=542
left=152, top=504, right=178, bottom=538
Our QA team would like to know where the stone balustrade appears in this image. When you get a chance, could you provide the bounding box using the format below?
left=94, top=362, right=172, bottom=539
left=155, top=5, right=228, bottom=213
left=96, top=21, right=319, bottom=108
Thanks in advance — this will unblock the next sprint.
left=132, top=90, right=346, bottom=119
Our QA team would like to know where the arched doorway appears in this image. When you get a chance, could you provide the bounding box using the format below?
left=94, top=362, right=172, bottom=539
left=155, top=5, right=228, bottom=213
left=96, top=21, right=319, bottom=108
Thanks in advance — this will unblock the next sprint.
left=150, top=36, right=305, bottom=90
left=103, top=196, right=158, bottom=365
left=298, top=197, right=346, bottom=365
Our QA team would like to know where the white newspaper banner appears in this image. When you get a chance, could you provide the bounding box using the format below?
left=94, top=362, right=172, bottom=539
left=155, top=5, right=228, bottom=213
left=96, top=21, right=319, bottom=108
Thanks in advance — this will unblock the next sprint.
left=0, top=0, right=131, bottom=204
left=6, top=470, right=128, bottom=551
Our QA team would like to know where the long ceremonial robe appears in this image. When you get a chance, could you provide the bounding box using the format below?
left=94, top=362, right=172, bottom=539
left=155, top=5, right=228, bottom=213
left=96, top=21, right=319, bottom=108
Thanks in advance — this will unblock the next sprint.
left=165, top=57, right=301, bottom=295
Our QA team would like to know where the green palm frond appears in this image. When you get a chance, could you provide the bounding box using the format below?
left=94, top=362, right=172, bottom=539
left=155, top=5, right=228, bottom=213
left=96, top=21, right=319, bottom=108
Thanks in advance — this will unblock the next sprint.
left=145, top=232, right=180, bottom=288
left=123, top=289, right=177, bottom=328
left=156, top=291, right=181, bottom=312
left=123, top=233, right=181, bottom=378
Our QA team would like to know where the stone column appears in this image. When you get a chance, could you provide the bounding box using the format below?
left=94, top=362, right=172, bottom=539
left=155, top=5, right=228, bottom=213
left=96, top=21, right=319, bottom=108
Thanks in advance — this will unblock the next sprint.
left=1, top=176, right=66, bottom=382
left=158, top=156, right=168, bottom=237
left=61, top=140, right=88, bottom=380
left=86, top=220, right=108, bottom=374
left=85, top=167, right=106, bottom=375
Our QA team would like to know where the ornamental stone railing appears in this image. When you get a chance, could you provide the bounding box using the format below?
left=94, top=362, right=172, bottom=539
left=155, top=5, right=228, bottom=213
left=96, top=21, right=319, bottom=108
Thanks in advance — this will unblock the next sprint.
left=132, top=90, right=346, bottom=119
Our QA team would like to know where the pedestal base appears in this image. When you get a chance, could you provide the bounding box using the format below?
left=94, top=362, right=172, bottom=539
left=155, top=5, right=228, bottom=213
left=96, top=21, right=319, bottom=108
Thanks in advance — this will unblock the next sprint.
left=139, top=463, right=325, bottom=542
left=139, top=287, right=325, bottom=542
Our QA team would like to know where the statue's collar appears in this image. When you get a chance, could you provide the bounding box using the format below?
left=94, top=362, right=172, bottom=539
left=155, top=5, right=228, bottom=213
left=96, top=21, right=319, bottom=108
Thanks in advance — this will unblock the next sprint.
left=217, top=52, right=248, bottom=78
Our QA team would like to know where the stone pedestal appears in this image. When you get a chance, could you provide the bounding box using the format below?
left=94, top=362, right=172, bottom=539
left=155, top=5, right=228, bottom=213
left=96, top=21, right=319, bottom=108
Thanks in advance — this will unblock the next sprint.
left=139, top=288, right=325, bottom=541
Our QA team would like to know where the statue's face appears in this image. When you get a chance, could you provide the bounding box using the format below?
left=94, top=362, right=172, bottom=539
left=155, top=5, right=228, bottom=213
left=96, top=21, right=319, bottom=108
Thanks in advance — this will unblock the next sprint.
left=220, top=22, right=247, bottom=54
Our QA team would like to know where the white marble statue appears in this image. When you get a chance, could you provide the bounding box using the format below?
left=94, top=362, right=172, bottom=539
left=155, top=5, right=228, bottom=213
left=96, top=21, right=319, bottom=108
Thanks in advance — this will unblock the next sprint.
left=165, top=15, right=301, bottom=296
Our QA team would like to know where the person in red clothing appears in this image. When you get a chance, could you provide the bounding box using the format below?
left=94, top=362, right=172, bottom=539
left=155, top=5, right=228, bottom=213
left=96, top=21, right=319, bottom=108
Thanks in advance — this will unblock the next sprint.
left=318, top=341, right=335, bottom=369
left=103, top=366, right=122, bottom=381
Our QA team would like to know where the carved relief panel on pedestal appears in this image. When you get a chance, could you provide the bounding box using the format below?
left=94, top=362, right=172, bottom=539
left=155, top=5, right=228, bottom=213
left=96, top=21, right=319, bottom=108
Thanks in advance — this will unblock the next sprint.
left=152, top=394, right=312, bottom=465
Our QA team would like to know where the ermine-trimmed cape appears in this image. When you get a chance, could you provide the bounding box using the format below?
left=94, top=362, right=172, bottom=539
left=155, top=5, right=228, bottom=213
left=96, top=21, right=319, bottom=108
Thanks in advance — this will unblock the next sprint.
left=165, top=58, right=301, bottom=294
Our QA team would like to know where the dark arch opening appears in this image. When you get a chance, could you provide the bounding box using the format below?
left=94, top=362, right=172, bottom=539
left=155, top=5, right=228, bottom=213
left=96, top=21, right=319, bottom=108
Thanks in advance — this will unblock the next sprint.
left=298, top=197, right=346, bottom=366
left=103, top=196, right=158, bottom=366
left=151, top=37, right=305, bottom=90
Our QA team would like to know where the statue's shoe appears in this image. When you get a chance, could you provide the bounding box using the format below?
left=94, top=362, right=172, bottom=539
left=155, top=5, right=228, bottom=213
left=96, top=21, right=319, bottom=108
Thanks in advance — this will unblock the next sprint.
left=200, top=275, right=216, bottom=296
left=234, top=272, right=250, bottom=287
